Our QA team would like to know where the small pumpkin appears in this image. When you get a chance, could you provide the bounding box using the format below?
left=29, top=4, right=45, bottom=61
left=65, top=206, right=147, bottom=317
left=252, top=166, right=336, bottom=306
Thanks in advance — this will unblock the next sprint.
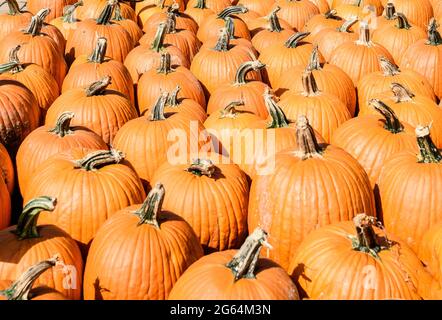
left=0, top=143, right=14, bottom=194
left=49, top=1, right=84, bottom=41
left=27, top=0, right=77, bottom=22
left=273, top=0, right=320, bottom=31
left=0, top=0, right=32, bottom=41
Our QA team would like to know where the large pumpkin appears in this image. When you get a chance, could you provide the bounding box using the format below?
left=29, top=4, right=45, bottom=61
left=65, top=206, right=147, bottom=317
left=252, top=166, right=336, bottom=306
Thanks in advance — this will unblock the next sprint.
left=27, top=0, right=77, bottom=21
left=248, top=116, right=376, bottom=270
left=273, top=0, right=320, bottom=31
left=0, top=143, right=14, bottom=194
left=83, top=183, right=203, bottom=300
left=49, top=1, right=84, bottom=41
left=46, top=76, right=138, bottom=144
left=30, top=8, right=67, bottom=54
left=0, top=0, right=32, bottom=41
left=168, top=227, right=299, bottom=300
left=0, top=196, right=83, bottom=299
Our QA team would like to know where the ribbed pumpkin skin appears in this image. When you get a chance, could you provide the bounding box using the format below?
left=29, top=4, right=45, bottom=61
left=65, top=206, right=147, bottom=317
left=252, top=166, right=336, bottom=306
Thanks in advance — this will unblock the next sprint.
left=248, top=15, right=293, bottom=37
left=248, top=147, right=376, bottom=271
left=237, top=0, right=275, bottom=16
left=0, top=225, right=83, bottom=299
left=0, top=11, right=32, bottom=42
left=419, top=223, right=442, bottom=282
left=331, top=115, right=418, bottom=188
left=331, top=0, right=383, bottom=14
left=289, top=221, right=430, bottom=300
left=184, top=5, right=214, bottom=26
left=0, top=143, right=14, bottom=194
left=151, top=160, right=249, bottom=253
left=49, top=16, right=80, bottom=41
left=63, top=56, right=135, bottom=104
left=186, top=0, right=231, bottom=14
left=83, top=206, right=203, bottom=300
left=168, top=250, right=299, bottom=300
left=143, top=11, right=199, bottom=35
left=16, top=124, right=108, bottom=194
left=142, top=98, right=208, bottom=124
left=45, top=88, right=138, bottom=144
left=0, top=80, right=40, bottom=153
left=39, top=23, right=66, bottom=54
left=196, top=14, right=251, bottom=43
left=23, top=148, right=146, bottom=254
left=378, top=151, right=442, bottom=252
left=27, top=0, right=77, bottom=21
left=274, top=0, right=320, bottom=30
left=277, top=64, right=357, bottom=116
left=252, top=29, right=295, bottom=54
left=114, top=18, right=143, bottom=46
left=303, top=14, right=342, bottom=40
left=314, top=27, right=358, bottom=62
left=385, top=0, right=434, bottom=29
left=78, top=0, right=136, bottom=21
left=0, top=178, right=10, bottom=230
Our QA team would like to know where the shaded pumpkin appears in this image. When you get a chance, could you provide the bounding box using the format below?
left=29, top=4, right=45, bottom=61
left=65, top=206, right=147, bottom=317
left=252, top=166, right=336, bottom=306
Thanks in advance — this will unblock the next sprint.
left=0, top=143, right=14, bottom=194
left=273, top=0, right=320, bottom=31
left=27, top=0, right=77, bottom=22
left=49, top=0, right=84, bottom=41
left=31, top=8, right=67, bottom=54
left=418, top=222, right=442, bottom=295
left=135, top=0, right=172, bottom=28
left=0, top=0, right=32, bottom=41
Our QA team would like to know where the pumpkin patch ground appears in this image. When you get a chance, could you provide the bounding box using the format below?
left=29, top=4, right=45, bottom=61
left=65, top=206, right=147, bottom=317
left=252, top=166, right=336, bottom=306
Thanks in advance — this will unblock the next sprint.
left=1, top=0, right=442, bottom=304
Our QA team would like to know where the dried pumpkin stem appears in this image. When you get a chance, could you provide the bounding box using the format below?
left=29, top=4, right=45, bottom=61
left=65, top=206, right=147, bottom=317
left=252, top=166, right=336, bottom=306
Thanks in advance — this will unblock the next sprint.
left=416, top=125, right=442, bottom=163
left=0, top=256, right=60, bottom=300
left=267, top=6, right=282, bottom=32
left=150, top=91, right=169, bottom=121
left=225, top=16, right=235, bottom=39
left=351, top=214, right=382, bottom=258
left=14, top=196, right=56, bottom=240
left=218, top=5, right=248, bottom=20
left=157, top=51, right=174, bottom=74
left=285, top=31, right=310, bottom=48
left=357, top=21, right=371, bottom=45
left=194, top=0, right=206, bottom=9
left=369, top=99, right=404, bottom=134
left=214, top=27, right=231, bottom=51
left=0, top=45, right=23, bottom=74
left=49, top=112, right=75, bottom=137
left=97, top=0, right=117, bottom=25
left=301, top=71, right=320, bottom=96
left=383, top=2, right=396, bottom=20
left=306, top=45, right=322, bottom=71
left=264, top=88, right=289, bottom=128
left=74, top=149, right=125, bottom=171
left=390, top=83, right=415, bottom=103
left=4, top=0, right=22, bottom=15
left=62, top=0, right=83, bottom=23
left=25, top=8, right=49, bottom=36
left=226, top=227, right=271, bottom=281
left=165, top=11, right=177, bottom=33
left=112, top=2, right=124, bottom=21
left=324, top=9, right=339, bottom=20
left=85, top=76, right=112, bottom=96
left=151, top=22, right=167, bottom=52
left=379, top=56, right=400, bottom=76
left=135, top=183, right=165, bottom=228
left=186, top=158, right=216, bottom=177
left=394, top=12, right=411, bottom=29
left=167, top=85, right=181, bottom=107
left=88, top=37, right=107, bottom=64
left=234, top=60, right=265, bottom=85
left=295, top=115, right=322, bottom=159
left=427, top=18, right=442, bottom=46
left=338, top=17, right=358, bottom=32
left=220, top=101, right=245, bottom=118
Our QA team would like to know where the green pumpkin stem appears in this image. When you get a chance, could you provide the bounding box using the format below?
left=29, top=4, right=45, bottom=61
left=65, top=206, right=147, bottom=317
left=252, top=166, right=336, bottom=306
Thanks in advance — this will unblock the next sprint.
left=14, top=196, right=56, bottom=240
left=0, top=45, right=23, bottom=74
left=88, top=37, right=107, bottom=64
left=96, top=0, right=117, bottom=25
left=214, top=27, right=231, bottom=51
left=416, top=125, right=442, bottom=163
left=390, top=83, right=415, bottom=103
left=295, top=115, right=322, bottom=159
left=267, top=6, right=282, bottom=32
left=135, top=183, right=165, bottom=228
left=85, top=76, right=111, bottom=96
left=0, top=256, right=60, bottom=300
left=383, top=2, right=396, bottom=20
left=150, top=91, right=169, bottom=121
left=62, top=0, right=83, bottom=23
left=350, top=214, right=384, bottom=259
left=369, top=99, right=404, bottom=134
left=150, top=22, right=167, bottom=52
left=226, top=227, right=272, bottom=281
left=427, top=18, right=442, bottom=46
left=264, top=88, right=289, bottom=129
left=186, top=158, right=216, bottom=177
left=167, top=85, right=181, bottom=107
left=234, top=60, right=265, bottom=85
left=338, top=17, right=358, bottom=32
left=48, top=112, right=75, bottom=137
left=285, top=31, right=310, bottom=48
left=379, top=56, right=400, bottom=76
left=74, top=149, right=125, bottom=171
left=217, top=5, right=248, bottom=20
left=219, top=101, right=245, bottom=118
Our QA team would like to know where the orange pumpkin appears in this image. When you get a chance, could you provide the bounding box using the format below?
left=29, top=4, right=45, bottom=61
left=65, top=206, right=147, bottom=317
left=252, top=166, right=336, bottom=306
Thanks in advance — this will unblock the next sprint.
left=0, top=143, right=14, bottom=194
left=237, top=0, right=275, bottom=16
left=0, top=197, right=83, bottom=299
left=112, top=2, right=143, bottom=46
left=46, top=76, right=138, bottom=144
left=186, top=0, right=231, bottom=14
left=78, top=0, right=136, bottom=21
left=27, top=0, right=77, bottom=22
left=16, top=112, right=108, bottom=194
left=143, top=2, right=199, bottom=34
left=83, top=183, right=203, bottom=300
left=310, top=0, right=331, bottom=13
left=274, top=0, right=320, bottom=31
left=0, top=0, right=32, bottom=41
left=303, top=9, right=343, bottom=40
left=0, top=176, right=10, bottom=230
left=168, top=227, right=299, bottom=300
left=373, top=1, right=397, bottom=29
left=419, top=222, right=442, bottom=283
left=385, top=0, right=433, bottom=29
left=184, top=0, right=216, bottom=26
left=248, top=116, right=376, bottom=270
left=31, top=8, right=67, bottom=54
left=332, top=0, right=383, bottom=15
left=49, top=1, right=84, bottom=41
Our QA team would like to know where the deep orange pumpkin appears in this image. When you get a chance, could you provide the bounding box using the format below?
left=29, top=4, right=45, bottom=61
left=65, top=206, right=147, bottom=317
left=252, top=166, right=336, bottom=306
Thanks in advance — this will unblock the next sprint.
left=27, top=0, right=77, bottom=21
left=49, top=0, right=84, bottom=41
left=237, top=0, right=275, bottom=16
left=78, top=0, right=136, bottom=21
left=0, top=0, right=32, bottom=41
left=186, top=0, right=231, bottom=14
left=143, top=2, right=199, bottom=34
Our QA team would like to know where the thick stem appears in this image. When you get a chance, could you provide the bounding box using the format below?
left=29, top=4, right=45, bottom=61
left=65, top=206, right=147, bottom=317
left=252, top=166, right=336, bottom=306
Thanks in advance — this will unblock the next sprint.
left=295, top=115, right=322, bottom=159
left=217, top=5, right=248, bottom=20
left=74, top=149, right=125, bottom=171
left=134, top=183, right=165, bottom=228
left=0, top=45, right=23, bottom=74
left=267, top=6, right=282, bottom=32
left=390, top=83, right=415, bottom=103
left=97, top=0, right=117, bottom=25
left=264, top=88, right=289, bottom=128
left=85, top=76, right=112, bottom=96
left=394, top=12, right=411, bottom=30
left=14, top=196, right=56, bottom=240
left=234, top=60, right=265, bottom=85
left=356, top=21, right=371, bottom=45
left=48, top=112, right=75, bottom=137
left=226, top=227, right=272, bottom=281
left=149, top=91, right=169, bottom=121
left=24, top=9, right=48, bottom=36
left=165, top=11, right=177, bottom=34
left=194, top=0, right=206, bottom=9
left=113, top=2, right=124, bottom=21
left=285, top=31, right=310, bottom=48
left=225, top=16, right=235, bottom=39
left=427, top=18, right=442, bottom=46
left=157, top=51, right=174, bottom=74
left=219, top=101, right=245, bottom=119
left=0, top=256, right=60, bottom=300
left=324, top=9, right=340, bottom=20
left=379, top=56, right=400, bottom=76
left=416, top=125, right=442, bottom=163
left=369, top=99, right=404, bottom=134
left=214, top=27, right=230, bottom=51
left=4, top=0, right=22, bottom=15
left=186, top=158, right=216, bottom=177
left=301, top=71, right=320, bottom=96
left=88, top=37, right=107, bottom=64
left=306, top=45, right=322, bottom=71
left=338, top=17, right=358, bottom=32
left=62, top=0, right=83, bottom=23
left=351, top=214, right=382, bottom=257
left=383, top=2, right=396, bottom=20
left=150, top=22, right=167, bottom=52
left=167, top=85, right=181, bottom=107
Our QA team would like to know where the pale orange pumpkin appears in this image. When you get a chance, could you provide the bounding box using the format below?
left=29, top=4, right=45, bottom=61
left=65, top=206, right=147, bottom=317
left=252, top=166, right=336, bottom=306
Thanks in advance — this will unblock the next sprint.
left=384, top=0, right=433, bottom=29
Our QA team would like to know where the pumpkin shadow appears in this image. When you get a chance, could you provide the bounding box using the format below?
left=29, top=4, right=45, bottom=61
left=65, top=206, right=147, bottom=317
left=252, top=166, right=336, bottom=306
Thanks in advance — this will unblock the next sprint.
left=93, top=277, right=111, bottom=300
left=290, top=263, right=310, bottom=299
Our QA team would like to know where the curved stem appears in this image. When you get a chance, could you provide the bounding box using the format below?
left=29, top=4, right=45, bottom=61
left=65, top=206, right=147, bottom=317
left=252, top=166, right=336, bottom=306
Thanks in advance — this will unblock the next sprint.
left=186, top=159, right=216, bottom=177
left=285, top=32, right=310, bottom=48
left=338, top=17, right=358, bottom=32
left=97, top=0, right=117, bottom=25
left=306, top=45, right=322, bottom=71
left=226, top=227, right=272, bottom=281
left=390, top=83, right=415, bottom=103
left=24, top=10, right=46, bottom=36
left=85, top=76, right=111, bottom=96
left=356, top=21, right=371, bottom=45
left=219, top=101, right=245, bottom=119
left=74, top=149, right=125, bottom=171
left=5, top=0, right=22, bottom=15
left=394, top=12, right=411, bottom=30
left=149, top=92, right=169, bottom=121
left=383, top=2, right=396, bottom=20
left=150, top=22, right=167, bottom=52
left=225, top=16, right=235, bottom=39
left=0, top=256, right=60, bottom=300
left=157, top=51, right=174, bottom=74
left=113, top=2, right=124, bottom=21
left=416, top=125, right=442, bottom=163
left=264, top=88, right=289, bottom=128
left=214, top=27, right=230, bottom=51
left=427, top=18, right=442, bottom=46
left=88, top=37, right=107, bottom=64
left=234, top=60, right=265, bottom=85
left=134, top=183, right=165, bottom=228
left=48, top=112, right=75, bottom=137
left=295, top=115, right=322, bottom=159
left=194, top=0, right=206, bottom=9
left=379, top=56, right=400, bottom=76
left=301, top=71, right=320, bottom=96
left=165, top=11, right=177, bottom=34
left=0, top=45, right=23, bottom=74
left=350, top=214, right=384, bottom=258
left=324, top=9, right=340, bottom=20
left=217, top=5, right=248, bottom=20
left=167, top=85, right=181, bottom=107
left=267, top=6, right=282, bottom=32
left=14, top=196, right=56, bottom=240
left=369, top=99, right=404, bottom=134
left=62, top=0, right=83, bottom=23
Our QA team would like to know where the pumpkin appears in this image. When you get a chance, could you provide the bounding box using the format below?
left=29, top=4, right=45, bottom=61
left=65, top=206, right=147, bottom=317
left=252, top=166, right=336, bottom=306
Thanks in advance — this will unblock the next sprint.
left=190, top=27, right=260, bottom=99
left=0, top=196, right=83, bottom=299
left=23, top=149, right=146, bottom=255
left=49, top=0, right=84, bottom=41
left=124, top=22, right=190, bottom=85
left=0, top=257, right=68, bottom=300
left=65, top=0, right=134, bottom=64
left=309, top=0, right=331, bottom=13
left=31, top=8, right=67, bottom=54
left=373, top=1, right=397, bottom=29
left=333, top=0, right=379, bottom=23
left=401, top=18, right=442, bottom=100
left=289, top=214, right=432, bottom=300
left=332, top=0, right=384, bottom=15
left=16, top=112, right=108, bottom=194
left=186, top=0, right=231, bottom=14
left=143, top=2, right=199, bottom=34
left=83, top=183, right=203, bottom=300
left=27, top=0, right=77, bottom=22
left=357, top=56, right=437, bottom=111
left=0, top=143, right=14, bottom=194
left=0, top=10, right=68, bottom=87
left=0, top=79, right=40, bottom=153
left=0, top=176, right=10, bottom=230
left=232, top=7, right=261, bottom=28
left=372, top=13, right=427, bottom=65
left=197, top=5, right=251, bottom=42
left=207, top=60, right=268, bottom=119
left=274, top=0, right=320, bottom=31
left=248, top=116, right=376, bottom=270
left=249, top=6, right=295, bottom=54
left=0, top=46, right=60, bottom=118
left=112, top=2, right=143, bottom=46
left=329, top=21, right=394, bottom=85
left=0, top=0, right=32, bottom=41
left=184, top=0, right=216, bottom=26
left=276, top=45, right=356, bottom=115
left=303, top=9, right=343, bottom=41
left=46, top=76, right=138, bottom=144
left=260, top=31, right=323, bottom=88
left=62, top=37, right=135, bottom=105
left=137, top=51, right=206, bottom=113
left=135, top=0, right=182, bottom=28
left=378, top=125, right=442, bottom=252
left=419, top=223, right=442, bottom=283
left=384, top=0, right=433, bottom=29
left=168, top=227, right=299, bottom=300
left=278, top=71, right=351, bottom=142
left=237, top=0, right=275, bottom=16
left=78, top=0, right=136, bottom=21
left=331, top=99, right=418, bottom=189
left=113, top=91, right=208, bottom=188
